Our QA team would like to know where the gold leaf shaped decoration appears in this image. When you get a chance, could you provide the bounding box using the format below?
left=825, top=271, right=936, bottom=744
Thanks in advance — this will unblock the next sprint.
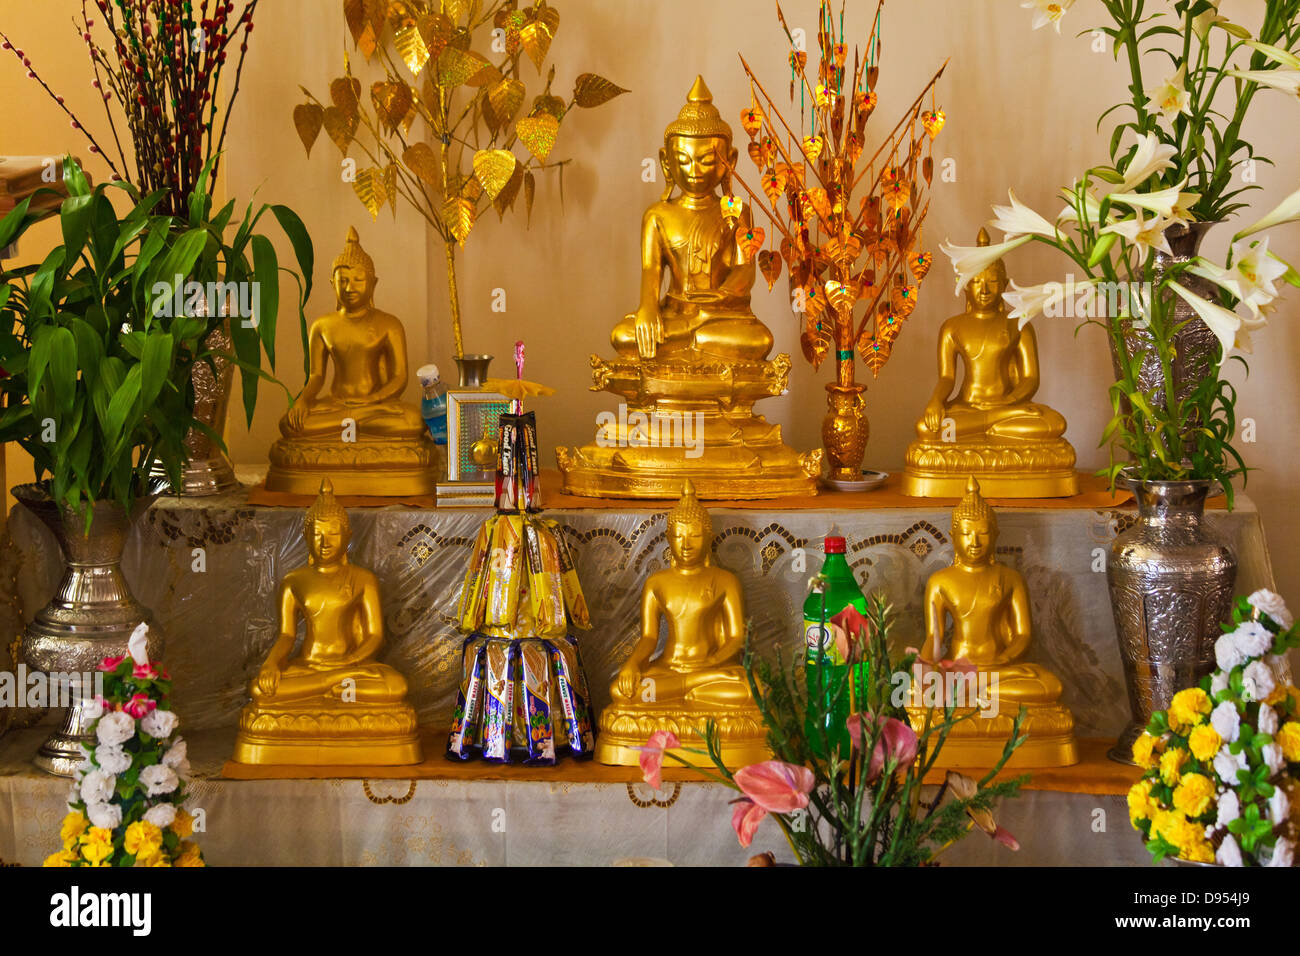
left=891, top=282, right=918, bottom=317
left=473, top=149, right=518, bottom=200
left=371, top=81, right=414, bottom=133
left=824, top=279, right=855, bottom=316
left=293, top=103, right=324, bottom=156
left=394, top=22, right=431, bottom=75
left=443, top=195, right=475, bottom=245
left=344, top=0, right=367, bottom=46
left=417, top=12, right=453, bottom=58
left=516, top=114, right=559, bottom=162
left=573, top=73, right=629, bottom=109
left=805, top=187, right=832, bottom=224
left=387, top=2, right=416, bottom=31
left=437, top=46, right=478, bottom=89
left=353, top=166, right=386, bottom=219
left=520, top=20, right=554, bottom=73
left=738, top=225, right=765, bottom=260
left=494, top=161, right=526, bottom=217
left=757, top=249, right=783, bottom=290
left=323, top=105, right=359, bottom=154
left=532, top=2, right=561, bottom=37
left=910, top=250, right=934, bottom=281
left=443, top=0, right=470, bottom=23
left=330, top=76, right=361, bottom=112
left=922, top=155, right=934, bottom=186
left=486, top=77, right=525, bottom=132
left=761, top=168, right=786, bottom=207
left=531, top=92, right=566, bottom=120
left=384, top=162, right=399, bottom=219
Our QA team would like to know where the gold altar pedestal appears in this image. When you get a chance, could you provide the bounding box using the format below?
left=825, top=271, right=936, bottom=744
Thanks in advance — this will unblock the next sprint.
left=901, top=441, right=1078, bottom=498
left=231, top=701, right=422, bottom=766
left=595, top=706, right=770, bottom=768
left=906, top=702, right=1078, bottom=769
left=265, top=436, right=441, bottom=496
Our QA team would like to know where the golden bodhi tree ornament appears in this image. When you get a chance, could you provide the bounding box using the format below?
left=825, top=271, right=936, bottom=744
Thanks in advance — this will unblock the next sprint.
left=731, top=0, right=946, bottom=488
left=293, top=0, right=627, bottom=360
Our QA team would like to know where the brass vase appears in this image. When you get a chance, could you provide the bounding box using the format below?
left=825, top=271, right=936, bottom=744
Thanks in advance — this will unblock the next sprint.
left=454, top=353, right=493, bottom=388
left=1105, top=478, right=1236, bottom=764
left=12, top=484, right=165, bottom=776
left=821, top=383, right=869, bottom=489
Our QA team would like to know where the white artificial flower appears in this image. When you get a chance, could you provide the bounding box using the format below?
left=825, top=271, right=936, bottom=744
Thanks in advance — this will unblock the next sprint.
left=141, top=708, right=179, bottom=740
left=1229, top=69, right=1300, bottom=101
left=1107, top=179, right=1189, bottom=219
left=1232, top=621, right=1275, bottom=660
left=86, top=802, right=122, bottom=830
left=1021, top=0, right=1075, bottom=32
left=126, top=622, right=150, bottom=667
left=1198, top=239, right=1290, bottom=321
left=1002, top=279, right=1093, bottom=329
left=989, top=189, right=1057, bottom=240
left=143, top=803, right=177, bottom=829
left=161, top=737, right=190, bottom=777
left=1214, top=745, right=1249, bottom=784
left=1168, top=281, right=1252, bottom=362
left=1215, top=632, right=1247, bottom=673
left=1263, top=742, right=1286, bottom=775
left=79, top=769, right=116, bottom=806
left=1212, top=700, right=1242, bottom=742
left=1243, top=660, right=1277, bottom=702
left=94, top=745, right=132, bottom=776
left=1118, top=132, right=1177, bottom=191
left=1169, top=191, right=1201, bottom=227
left=1101, top=211, right=1175, bottom=260
left=1218, top=789, right=1241, bottom=826
left=1248, top=589, right=1294, bottom=629
left=1216, top=833, right=1244, bottom=867
left=1145, top=65, right=1191, bottom=124
left=139, top=763, right=179, bottom=798
left=1265, top=837, right=1295, bottom=868
left=95, top=710, right=136, bottom=748
left=1259, top=704, right=1280, bottom=736
left=1211, top=670, right=1231, bottom=696
left=1236, top=186, right=1300, bottom=240
left=1269, top=786, right=1290, bottom=826
left=939, top=235, right=1033, bottom=296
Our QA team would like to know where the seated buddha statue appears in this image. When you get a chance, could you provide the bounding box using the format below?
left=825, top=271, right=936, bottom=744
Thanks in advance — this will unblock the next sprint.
left=905, top=477, right=1077, bottom=768
left=231, top=479, right=422, bottom=766
left=557, top=77, right=819, bottom=500
left=901, top=228, right=1077, bottom=498
left=265, top=227, right=439, bottom=496
left=595, top=481, right=768, bottom=768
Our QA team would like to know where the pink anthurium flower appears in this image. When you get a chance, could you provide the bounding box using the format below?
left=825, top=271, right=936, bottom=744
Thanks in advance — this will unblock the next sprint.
left=731, top=798, right=767, bottom=848
left=634, top=730, right=681, bottom=790
left=847, top=713, right=920, bottom=782
left=830, top=605, right=872, bottom=658
left=733, top=760, right=815, bottom=813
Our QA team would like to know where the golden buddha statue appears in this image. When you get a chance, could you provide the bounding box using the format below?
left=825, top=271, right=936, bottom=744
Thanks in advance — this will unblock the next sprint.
left=595, top=481, right=768, bottom=767
left=557, top=77, right=819, bottom=500
left=231, top=479, right=422, bottom=765
left=905, top=477, right=1077, bottom=768
left=265, top=227, right=440, bottom=496
left=901, top=229, right=1077, bottom=498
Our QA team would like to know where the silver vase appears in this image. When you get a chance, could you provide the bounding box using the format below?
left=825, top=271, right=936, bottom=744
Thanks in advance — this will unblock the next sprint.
left=12, top=484, right=165, bottom=776
left=1106, top=478, right=1236, bottom=764
left=454, top=353, right=493, bottom=388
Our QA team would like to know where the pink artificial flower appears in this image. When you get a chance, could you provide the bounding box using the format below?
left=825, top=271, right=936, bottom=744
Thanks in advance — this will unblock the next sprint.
left=123, top=693, right=157, bottom=719
left=132, top=663, right=157, bottom=680
left=846, top=713, right=920, bottom=782
left=831, top=605, right=873, bottom=654
left=98, top=655, right=125, bottom=672
left=993, top=826, right=1020, bottom=851
left=733, top=760, right=815, bottom=813
left=635, top=730, right=681, bottom=791
left=731, top=798, right=767, bottom=848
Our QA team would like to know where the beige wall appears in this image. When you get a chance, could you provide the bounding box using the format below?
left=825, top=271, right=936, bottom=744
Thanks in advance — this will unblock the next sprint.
left=5, top=0, right=1299, bottom=592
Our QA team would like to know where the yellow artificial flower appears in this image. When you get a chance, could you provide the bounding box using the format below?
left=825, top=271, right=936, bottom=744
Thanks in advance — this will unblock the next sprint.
left=1127, top=779, right=1158, bottom=827
left=1266, top=683, right=1290, bottom=706
left=171, top=809, right=194, bottom=839
left=135, top=851, right=171, bottom=868
left=1132, top=732, right=1160, bottom=769
left=1169, top=688, right=1212, bottom=732
left=174, top=841, right=205, bottom=867
left=60, top=811, right=88, bottom=850
left=1180, top=834, right=1216, bottom=864
left=43, top=848, right=77, bottom=867
left=79, top=828, right=114, bottom=866
left=124, top=821, right=163, bottom=861
left=1159, top=747, right=1189, bottom=786
left=1278, top=721, right=1300, bottom=762
left=1151, top=809, right=1185, bottom=849
left=1188, top=724, right=1223, bottom=762
left=1173, top=772, right=1216, bottom=818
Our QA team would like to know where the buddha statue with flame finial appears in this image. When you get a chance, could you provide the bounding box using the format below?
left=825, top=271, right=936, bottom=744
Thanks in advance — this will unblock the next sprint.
left=905, top=477, right=1077, bottom=767
left=557, top=77, right=819, bottom=500
left=232, top=479, right=422, bottom=765
left=595, top=481, right=768, bottom=767
left=902, top=228, right=1077, bottom=498
left=265, top=227, right=440, bottom=496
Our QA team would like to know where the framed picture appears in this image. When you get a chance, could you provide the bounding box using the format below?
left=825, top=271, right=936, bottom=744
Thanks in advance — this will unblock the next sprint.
left=446, top=391, right=511, bottom=482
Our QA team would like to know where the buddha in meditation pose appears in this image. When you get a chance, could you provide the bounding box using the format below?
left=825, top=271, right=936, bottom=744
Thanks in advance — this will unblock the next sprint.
left=557, top=77, right=819, bottom=500
left=265, top=227, right=439, bottom=496
left=901, top=229, right=1077, bottom=498
left=595, top=481, right=767, bottom=767
left=232, top=480, right=422, bottom=766
left=905, top=477, right=1077, bottom=768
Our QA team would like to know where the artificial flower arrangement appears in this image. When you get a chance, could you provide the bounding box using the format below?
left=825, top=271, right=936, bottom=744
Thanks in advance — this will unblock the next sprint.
left=1128, top=588, right=1300, bottom=866
left=639, top=593, right=1025, bottom=866
left=946, top=0, right=1300, bottom=504
left=44, top=625, right=202, bottom=868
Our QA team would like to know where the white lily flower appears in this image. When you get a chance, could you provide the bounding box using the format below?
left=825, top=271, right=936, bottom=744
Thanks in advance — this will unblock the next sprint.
left=1100, top=210, right=1176, bottom=258
left=1223, top=238, right=1288, bottom=319
left=1193, top=11, right=1228, bottom=40
left=1170, top=191, right=1200, bottom=227
left=989, top=189, right=1058, bottom=240
left=1056, top=181, right=1104, bottom=226
left=1118, top=132, right=1177, bottom=191
left=1169, top=281, right=1247, bottom=360
left=1003, top=278, right=1095, bottom=329
left=1146, top=65, right=1192, bottom=124
left=1021, top=0, right=1075, bottom=32
left=1244, top=40, right=1300, bottom=70
left=1229, top=69, right=1300, bottom=99
left=1236, top=186, right=1300, bottom=240
left=1107, top=179, right=1189, bottom=219
left=940, top=234, right=1033, bottom=295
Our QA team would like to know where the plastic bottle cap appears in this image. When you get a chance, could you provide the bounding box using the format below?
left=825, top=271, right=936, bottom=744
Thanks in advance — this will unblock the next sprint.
left=824, top=535, right=846, bottom=554
left=416, top=363, right=441, bottom=385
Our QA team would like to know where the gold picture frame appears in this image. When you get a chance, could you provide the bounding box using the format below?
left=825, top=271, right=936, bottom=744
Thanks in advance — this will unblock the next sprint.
left=445, top=391, right=511, bottom=483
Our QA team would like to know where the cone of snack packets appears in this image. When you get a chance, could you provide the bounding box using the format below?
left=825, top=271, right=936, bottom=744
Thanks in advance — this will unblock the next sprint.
left=446, top=344, right=595, bottom=764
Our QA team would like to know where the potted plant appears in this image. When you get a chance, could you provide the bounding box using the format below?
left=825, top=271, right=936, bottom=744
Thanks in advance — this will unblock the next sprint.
left=943, top=0, right=1300, bottom=762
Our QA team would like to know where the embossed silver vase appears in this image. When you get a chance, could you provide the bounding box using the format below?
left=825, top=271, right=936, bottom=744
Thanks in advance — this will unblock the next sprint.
left=1106, top=478, right=1236, bottom=764
left=13, top=484, right=165, bottom=776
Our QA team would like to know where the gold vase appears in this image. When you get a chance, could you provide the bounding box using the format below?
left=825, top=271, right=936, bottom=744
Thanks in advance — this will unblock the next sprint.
left=821, top=383, right=868, bottom=487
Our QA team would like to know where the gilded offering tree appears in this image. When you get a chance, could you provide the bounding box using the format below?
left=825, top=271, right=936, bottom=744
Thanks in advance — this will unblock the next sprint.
left=293, top=0, right=627, bottom=357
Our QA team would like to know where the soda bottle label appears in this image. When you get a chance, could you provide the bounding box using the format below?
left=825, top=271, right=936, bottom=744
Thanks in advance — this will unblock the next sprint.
left=803, top=619, right=843, bottom=666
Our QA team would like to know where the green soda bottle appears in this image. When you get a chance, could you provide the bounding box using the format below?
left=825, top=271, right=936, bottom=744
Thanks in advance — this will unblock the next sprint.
left=802, top=535, right=869, bottom=758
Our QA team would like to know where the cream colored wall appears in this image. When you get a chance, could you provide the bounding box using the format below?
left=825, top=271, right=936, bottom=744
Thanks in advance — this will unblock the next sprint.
left=5, top=0, right=1300, bottom=594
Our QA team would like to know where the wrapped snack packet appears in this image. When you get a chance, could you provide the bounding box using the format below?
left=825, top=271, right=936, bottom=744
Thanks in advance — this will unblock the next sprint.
left=525, top=520, right=567, bottom=637
left=481, top=638, right=516, bottom=763
left=484, top=513, right=525, bottom=628
left=495, top=414, right=519, bottom=512
left=516, top=639, right=557, bottom=765
left=549, top=635, right=596, bottom=759
left=545, top=518, right=591, bottom=630
left=446, top=636, right=488, bottom=760
left=517, top=411, right=540, bottom=512
left=457, top=515, right=498, bottom=631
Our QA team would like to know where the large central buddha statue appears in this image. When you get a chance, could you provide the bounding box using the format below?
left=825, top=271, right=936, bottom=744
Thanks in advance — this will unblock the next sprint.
left=901, top=229, right=1077, bottom=498
left=232, top=479, right=422, bottom=765
left=265, top=227, right=439, bottom=496
left=595, top=481, right=768, bottom=767
left=905, top=477, right=1077, bottom=768
left=557, top=77, right=819, bottom=500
